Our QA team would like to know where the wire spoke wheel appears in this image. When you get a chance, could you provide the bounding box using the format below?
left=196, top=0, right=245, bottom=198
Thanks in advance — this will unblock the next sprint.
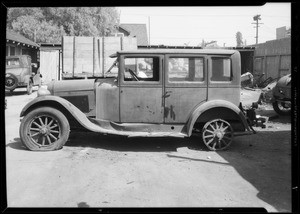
left=202, top=119, right=233, bottom=151
left=28, top=115, right=61, bottom=147
left=20, top=107, right=70, bottom=151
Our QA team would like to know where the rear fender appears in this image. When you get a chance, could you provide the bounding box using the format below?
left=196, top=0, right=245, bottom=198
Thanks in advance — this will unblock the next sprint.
left=186, top=100, right=250, bottom=136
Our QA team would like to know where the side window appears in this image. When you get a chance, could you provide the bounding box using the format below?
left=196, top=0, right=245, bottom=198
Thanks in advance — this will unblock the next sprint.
left=6, top=58, right=20, bottom=66
left=124, top=57, right=159, bottom=81
left=211, top=58, right=232, bottom=81
left=168, top=57, right=204, bottom=82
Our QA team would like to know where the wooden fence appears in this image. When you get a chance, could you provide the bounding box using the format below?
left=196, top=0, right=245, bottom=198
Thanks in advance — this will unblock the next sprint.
left=62, top=36, right=137, bottom=78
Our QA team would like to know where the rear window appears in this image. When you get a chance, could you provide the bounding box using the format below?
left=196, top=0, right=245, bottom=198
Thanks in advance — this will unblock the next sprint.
left=168, top=57, right=204, bottom=82
left=211, top=58, right=232, bottom=81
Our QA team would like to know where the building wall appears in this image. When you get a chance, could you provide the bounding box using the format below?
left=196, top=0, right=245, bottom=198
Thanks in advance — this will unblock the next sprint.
left=62, top=36, right=137, bottom=78
left=253, top=37, right=291, bottom=82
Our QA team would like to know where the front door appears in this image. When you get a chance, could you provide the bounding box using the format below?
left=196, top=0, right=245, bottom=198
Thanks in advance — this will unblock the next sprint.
left=164, top=55, right=207, bottom=123
left=119, top=54, right=164, bottom=123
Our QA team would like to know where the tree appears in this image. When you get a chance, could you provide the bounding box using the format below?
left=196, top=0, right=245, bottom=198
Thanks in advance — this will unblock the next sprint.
left=236, top=31, right=243, bottom=47
left=7, top=7, right=120, bottom=43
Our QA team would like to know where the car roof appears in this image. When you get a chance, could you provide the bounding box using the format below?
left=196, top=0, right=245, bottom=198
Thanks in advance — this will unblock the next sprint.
left=113, top=49, right=237, bottom=56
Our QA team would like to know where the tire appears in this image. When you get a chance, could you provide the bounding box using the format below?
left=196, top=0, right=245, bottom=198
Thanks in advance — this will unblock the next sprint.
left=202, top=119, right=233, bottom=151
left=272, top=100, right=291, bottom=116
left=19, top=107, right=70, bottom=151
left=5, top=74, right=18, bottom=91
left=27, top=79, right=33, bottom=95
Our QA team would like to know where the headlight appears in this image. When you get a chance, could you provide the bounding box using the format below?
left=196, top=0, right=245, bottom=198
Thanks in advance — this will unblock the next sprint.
left=37, top=85, right=50, bottom=97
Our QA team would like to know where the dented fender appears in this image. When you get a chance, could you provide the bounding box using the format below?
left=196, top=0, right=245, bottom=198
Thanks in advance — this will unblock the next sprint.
left=186, top=100, right=250, bottom=136
left=20, top=95, right=121, bottom=135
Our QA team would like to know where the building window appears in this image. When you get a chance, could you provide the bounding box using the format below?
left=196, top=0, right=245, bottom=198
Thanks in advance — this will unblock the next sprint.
left=6, top=46, right=9, bottom=56
left=168, top=57, right=204, bottom=82
left=211, top=58, right=232, bottom=81
left=10, top=46, right=15, bottom=56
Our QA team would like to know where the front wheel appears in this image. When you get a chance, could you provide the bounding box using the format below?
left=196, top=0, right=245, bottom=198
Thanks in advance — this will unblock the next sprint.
left=202, top=119, right=233, bottom=151
left=19, top=107, right=70, bottom=151
left=272, top=100, right=291, bottom=115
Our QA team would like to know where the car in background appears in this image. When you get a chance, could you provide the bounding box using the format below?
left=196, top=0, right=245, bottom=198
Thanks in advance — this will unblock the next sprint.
left=272, top=74, right=291, bottom=115
left=5, top=55, right=41, bottom=95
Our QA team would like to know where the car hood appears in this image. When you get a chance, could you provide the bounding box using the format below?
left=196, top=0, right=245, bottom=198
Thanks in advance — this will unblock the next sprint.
left=47, top=79, right=96, bottom=94
left=276, top=74, right=291, bottom=88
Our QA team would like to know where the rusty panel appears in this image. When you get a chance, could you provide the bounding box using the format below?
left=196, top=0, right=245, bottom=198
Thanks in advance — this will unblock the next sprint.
left=96, top=82, right=119, bottom=122
left=164, top=87, right=206, bottom=123
left=120, top=87, right=163, bottom=123
left=208, top=87, right=240, bottom=107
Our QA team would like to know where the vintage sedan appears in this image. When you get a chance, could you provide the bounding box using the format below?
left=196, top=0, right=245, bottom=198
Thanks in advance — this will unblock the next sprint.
left=19, top=49, right=260, bottom=151
left=5, top=55, right=41, bottom=94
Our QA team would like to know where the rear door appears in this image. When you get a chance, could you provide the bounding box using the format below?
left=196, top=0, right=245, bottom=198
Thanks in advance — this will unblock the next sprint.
left=164, top=54, right=207, bottom=123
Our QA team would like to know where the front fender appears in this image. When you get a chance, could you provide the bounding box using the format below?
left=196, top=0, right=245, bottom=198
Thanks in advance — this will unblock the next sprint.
left=20, top=95, right=115, bottom=135
left=186, top=100, right=250, bottom=136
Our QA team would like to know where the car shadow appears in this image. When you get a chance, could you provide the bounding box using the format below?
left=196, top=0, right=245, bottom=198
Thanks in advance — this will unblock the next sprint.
left=6, top=138, right=28, bottom=150
left=65, top=132, right=208, bottom=152
left=216, top=130, right=292, bottom=212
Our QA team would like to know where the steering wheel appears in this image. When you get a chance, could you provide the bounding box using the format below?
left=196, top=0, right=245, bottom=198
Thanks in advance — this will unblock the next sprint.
left=126, top=68, right=139, bottom=81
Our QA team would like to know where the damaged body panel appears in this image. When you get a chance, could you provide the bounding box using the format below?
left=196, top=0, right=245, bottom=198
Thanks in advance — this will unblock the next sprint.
left=20, top=49, right=263, bottom=151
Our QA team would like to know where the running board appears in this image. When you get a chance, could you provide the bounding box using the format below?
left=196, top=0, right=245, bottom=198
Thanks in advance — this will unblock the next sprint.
left=127, top=132, right=187, bottom=138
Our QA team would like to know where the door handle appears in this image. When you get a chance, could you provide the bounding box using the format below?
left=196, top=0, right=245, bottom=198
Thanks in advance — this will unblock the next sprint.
left=164, top=91, right=172, bottom=98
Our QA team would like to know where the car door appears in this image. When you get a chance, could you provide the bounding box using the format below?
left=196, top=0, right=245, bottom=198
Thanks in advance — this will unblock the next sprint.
left=164, top=54, right=207, bottom=123
left=119, top=54, right=164, bottom=123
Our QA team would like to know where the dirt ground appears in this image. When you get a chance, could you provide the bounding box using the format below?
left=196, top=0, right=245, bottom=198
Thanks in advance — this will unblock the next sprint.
left=4, top=87, right=292, bottom=212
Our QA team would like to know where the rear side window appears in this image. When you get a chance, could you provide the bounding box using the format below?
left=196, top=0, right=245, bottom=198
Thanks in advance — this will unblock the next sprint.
left=211, top=58, right=232, bottom=81
left=168, top=57, right=204, bottom=82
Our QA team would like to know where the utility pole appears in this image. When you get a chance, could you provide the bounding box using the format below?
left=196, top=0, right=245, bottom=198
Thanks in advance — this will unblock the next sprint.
left=252, top=14, right=263, bottom=44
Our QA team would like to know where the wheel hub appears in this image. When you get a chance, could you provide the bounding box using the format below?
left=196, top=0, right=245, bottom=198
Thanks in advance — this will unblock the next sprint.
left=216, top=131, right=223, bottom=139
left=40, top=126, right=49, bottom=135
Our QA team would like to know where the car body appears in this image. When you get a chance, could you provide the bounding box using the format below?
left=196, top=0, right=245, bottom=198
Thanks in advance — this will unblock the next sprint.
left=272, top=74, right=291, bottom=115
left=5, top=55, right=41, bottom=94
left=19, top=49, right=260, bottom=151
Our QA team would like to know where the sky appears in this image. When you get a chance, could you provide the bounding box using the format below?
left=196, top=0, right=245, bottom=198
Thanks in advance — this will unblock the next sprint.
left=118, top=3, right=291, bottom=47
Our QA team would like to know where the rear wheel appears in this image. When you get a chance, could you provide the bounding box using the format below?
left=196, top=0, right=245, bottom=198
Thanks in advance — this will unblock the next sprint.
left=202, top=119, right=233, bottom=151
left=5, top=74, right=18, bottom=91
left=272, top=100, right=291, bottom=115
left=20, top=107, right=70, bottom=151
